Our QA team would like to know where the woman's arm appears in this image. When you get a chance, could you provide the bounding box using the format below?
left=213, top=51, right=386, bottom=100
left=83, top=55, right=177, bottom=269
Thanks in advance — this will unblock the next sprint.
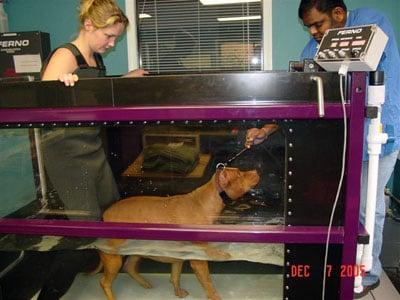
left=42, top=48, right=79, bottom=86
left=122, top=69, right=149, bottom=77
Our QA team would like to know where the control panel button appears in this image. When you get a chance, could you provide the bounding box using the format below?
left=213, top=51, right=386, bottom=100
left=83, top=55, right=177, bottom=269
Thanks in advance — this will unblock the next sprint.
left=351, top=49, right=360, bottom=57
left=328, top=50, right=336, bottom=58
left=338, top=50, right=346, bottom=58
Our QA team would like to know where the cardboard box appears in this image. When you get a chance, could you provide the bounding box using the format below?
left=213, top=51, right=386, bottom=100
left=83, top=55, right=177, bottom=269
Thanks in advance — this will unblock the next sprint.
left=0, top=31, right=50, bottom=80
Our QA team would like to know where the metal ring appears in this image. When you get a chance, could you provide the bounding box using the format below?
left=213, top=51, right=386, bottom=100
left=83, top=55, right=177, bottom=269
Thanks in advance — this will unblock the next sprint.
left=216, top=163, right=226, bottom=170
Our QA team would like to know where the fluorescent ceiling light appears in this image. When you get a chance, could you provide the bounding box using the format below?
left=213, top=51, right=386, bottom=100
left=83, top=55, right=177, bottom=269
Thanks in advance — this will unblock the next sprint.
left=218, top=15, right=261, bottom=22
left=139, top=13, right=152, bottom=19
left=200, top=0, right=260, bottom=5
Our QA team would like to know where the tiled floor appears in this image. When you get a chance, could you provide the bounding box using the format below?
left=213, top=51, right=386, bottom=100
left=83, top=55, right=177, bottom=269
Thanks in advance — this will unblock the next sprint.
left=357, top=271, right=399, bottom=300
left=31, top=270, right=400, bottom=299
left=60, top=273, right=283, bottom=300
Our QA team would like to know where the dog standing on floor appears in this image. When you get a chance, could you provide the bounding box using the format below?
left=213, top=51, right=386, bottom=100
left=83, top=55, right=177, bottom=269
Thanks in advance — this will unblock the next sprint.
left=98, top=166, right=260, bottom=300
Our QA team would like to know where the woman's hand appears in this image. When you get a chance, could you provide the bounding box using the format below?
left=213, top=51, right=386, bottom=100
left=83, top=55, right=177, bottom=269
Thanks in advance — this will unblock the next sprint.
left=58, top=73, right=79, bottom=87
left=123, top=69, right=149, bottom=77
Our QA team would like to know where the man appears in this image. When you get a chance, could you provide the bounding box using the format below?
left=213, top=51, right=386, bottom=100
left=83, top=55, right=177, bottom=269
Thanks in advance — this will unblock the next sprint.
left=298, top=0, right=400, bottom=298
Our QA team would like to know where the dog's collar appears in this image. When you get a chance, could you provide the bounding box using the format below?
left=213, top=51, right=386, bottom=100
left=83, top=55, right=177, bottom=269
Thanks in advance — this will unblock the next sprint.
left=219, top=191, right=233, bottom=206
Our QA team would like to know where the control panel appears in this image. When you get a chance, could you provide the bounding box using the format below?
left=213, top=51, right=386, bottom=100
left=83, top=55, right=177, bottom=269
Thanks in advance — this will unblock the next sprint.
left=314, top=24, right=388, bottom=72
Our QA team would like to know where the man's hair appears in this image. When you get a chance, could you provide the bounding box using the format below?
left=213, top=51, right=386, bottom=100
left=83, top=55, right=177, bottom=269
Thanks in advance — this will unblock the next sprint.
left=298, top=0, right=347, bottom=19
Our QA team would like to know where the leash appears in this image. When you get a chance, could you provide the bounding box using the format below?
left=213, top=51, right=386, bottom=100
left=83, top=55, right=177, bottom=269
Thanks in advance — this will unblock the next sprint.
left=226, top=147, right=249, bottom=164
left=216, top=147, right=249, bottom=171
left=215, top=147, right=250, bottom=205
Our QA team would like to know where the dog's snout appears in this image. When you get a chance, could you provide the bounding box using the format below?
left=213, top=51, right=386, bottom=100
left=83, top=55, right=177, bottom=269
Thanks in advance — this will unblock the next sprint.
left=247, top=170, right=260, bottom=186
left=249, top=169, right=260, bottom=177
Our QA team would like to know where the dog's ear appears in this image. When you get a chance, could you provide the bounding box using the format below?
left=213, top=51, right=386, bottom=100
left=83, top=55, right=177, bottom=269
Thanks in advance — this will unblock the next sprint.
left=217, top=169, right=229, bottom=188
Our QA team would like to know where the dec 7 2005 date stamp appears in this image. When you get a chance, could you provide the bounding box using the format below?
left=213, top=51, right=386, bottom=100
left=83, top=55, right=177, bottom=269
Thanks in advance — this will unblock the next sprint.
left=290, top=264, right=366, bottom=278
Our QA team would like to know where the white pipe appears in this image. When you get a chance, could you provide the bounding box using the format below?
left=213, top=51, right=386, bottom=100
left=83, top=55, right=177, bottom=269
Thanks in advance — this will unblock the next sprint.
left=355, top=77, right=387, bottom=294
left=361, top=83, right=387, bottom=272
left=362, top=144, right=379, bottom=271
left=354, top=244, right=364, bottom=292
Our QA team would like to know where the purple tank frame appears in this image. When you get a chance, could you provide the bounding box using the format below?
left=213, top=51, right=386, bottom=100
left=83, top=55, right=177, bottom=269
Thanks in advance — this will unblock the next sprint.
left=0, top=72, right=367, bottom=299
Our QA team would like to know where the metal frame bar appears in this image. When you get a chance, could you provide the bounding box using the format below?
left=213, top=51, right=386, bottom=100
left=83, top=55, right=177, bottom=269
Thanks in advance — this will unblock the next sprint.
left=0, top=219, right=344, bottom=244
left=339, top=72, right=367, bottom=299
left=0, top=103, right=350, bottom=124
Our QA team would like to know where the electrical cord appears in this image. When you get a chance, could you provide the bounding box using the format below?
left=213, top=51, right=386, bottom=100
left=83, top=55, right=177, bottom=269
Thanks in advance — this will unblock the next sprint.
left=322, top=65, right=348, bottom=299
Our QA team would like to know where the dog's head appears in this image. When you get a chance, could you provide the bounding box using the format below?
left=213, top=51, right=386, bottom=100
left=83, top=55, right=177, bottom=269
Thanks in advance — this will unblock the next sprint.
left=217, top=167, right=260, bottom=200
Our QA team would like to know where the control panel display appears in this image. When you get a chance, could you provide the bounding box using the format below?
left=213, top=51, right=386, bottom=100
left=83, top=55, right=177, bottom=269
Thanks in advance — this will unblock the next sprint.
left=314, top=25, right=388, bottom=72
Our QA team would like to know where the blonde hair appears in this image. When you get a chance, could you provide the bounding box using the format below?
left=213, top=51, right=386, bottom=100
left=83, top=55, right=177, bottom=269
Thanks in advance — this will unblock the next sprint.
left=79, top=0, right=129, bottom=29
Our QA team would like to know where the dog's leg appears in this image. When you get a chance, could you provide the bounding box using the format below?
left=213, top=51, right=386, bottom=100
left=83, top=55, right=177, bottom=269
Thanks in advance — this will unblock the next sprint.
left=170, top=261, right=189, bottom=298
left=123, top=255, right=153, bottom=289
left=99, top=252, right=122, bottom=300
left=189, top=260, right=221, bottom=300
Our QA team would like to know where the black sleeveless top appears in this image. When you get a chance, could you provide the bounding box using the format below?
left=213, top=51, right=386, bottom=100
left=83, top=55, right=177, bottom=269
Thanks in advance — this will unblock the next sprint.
left=41, top=43, right=106, bottom=78
left=41, top=43, right=120, bottom=219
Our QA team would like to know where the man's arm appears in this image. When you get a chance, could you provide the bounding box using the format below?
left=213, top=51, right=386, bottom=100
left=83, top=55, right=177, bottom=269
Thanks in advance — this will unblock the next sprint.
left=245, top=124, right=278, bottom=148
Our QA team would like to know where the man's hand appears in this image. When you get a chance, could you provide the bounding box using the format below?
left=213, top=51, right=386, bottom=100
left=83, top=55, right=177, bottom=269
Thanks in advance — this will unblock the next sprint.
left=245, top=124, right=278, bottom=148
left=123, top=69, right=149, bottom=77
left=58, top=73, right=79, bottom=87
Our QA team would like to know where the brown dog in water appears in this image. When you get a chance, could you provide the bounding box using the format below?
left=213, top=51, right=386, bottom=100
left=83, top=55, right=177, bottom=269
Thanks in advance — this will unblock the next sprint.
left=98, top=167, right=260, bottom=300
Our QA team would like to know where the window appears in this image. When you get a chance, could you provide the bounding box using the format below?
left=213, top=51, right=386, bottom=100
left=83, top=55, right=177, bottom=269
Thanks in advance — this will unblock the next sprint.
left=133, top=0, right=265, bottom=74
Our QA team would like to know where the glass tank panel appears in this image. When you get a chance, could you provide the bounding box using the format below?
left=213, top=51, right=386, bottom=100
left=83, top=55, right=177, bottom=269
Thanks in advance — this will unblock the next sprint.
left=1, top=121, right=285, bottom=225
left=0, top=118, right=348, bottom=299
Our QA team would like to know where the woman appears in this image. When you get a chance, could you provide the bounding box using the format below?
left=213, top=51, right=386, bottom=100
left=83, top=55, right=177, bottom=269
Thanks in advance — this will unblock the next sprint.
left=41, top=0, right=146, bottom=221
left=42, top=0, right=146, bottom=84
left=36, top=1, right=145, bottom=299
